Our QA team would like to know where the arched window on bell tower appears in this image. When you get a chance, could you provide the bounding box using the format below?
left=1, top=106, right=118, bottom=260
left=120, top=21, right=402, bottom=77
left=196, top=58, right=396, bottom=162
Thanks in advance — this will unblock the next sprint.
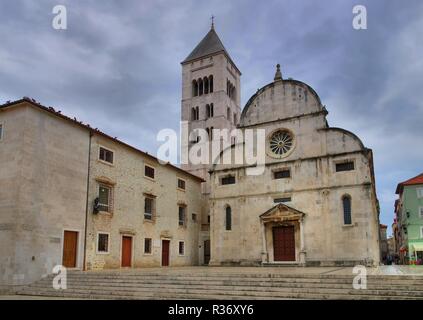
left=198, top=78, right=204, bottom=96
left=204, top=77, right=209, bottom=94
left=192, top=80, right=198, bottom=97
left=209, top=75, right=213, bottom=93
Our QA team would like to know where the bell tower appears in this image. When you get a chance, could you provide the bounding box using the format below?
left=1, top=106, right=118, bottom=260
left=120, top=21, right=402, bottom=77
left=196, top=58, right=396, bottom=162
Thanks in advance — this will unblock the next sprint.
left=181, top=23, right=241, bottom=188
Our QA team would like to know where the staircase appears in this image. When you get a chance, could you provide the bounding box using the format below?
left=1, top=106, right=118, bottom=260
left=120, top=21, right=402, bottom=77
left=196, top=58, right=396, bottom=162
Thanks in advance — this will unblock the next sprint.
left=16, top=267, right=423, bottom=300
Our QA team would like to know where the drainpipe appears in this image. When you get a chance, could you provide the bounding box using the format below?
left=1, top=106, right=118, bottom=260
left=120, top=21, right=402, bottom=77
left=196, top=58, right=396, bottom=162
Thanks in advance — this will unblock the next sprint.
left=82, top=131, right=93, bottom=271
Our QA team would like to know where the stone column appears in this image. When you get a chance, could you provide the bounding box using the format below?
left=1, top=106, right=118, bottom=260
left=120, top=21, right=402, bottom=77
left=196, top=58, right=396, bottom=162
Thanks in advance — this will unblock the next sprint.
left=299, top=217, right=306, bottom=266
left=261, top=220, right=268, bottom=264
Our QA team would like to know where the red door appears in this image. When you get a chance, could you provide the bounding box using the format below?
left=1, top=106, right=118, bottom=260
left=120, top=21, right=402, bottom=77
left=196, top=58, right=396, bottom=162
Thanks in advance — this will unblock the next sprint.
left=273, top=226, right=296, bottom=261
left=121, top=236, right=132, bottom=267
left=63, top=231, right=78, bottom=268
left=162, top=240, right=170, bottom=266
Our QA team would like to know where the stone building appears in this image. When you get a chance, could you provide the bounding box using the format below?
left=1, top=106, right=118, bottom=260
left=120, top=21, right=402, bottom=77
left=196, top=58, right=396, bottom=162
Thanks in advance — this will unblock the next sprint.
left=0, top=24, right=382, bottom=290
left=0, top=98, right=204, bottom=289
left=181, top=26, right=381, bottom=266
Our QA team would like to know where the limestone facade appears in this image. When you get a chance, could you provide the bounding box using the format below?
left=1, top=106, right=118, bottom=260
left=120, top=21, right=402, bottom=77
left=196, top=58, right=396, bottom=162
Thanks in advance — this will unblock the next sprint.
left=208, top=76, right=381, bottom=267
left=0, top=99, right=204, bottom=287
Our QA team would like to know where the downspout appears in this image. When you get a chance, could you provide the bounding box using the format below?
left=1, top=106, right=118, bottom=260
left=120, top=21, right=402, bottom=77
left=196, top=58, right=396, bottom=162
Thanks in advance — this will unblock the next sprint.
left=83, top=131, right=93, bottom=271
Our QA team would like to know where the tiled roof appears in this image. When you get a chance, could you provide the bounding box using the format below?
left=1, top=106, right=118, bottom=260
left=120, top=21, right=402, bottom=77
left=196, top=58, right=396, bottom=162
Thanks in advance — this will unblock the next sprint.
left=182, top=27, right=240, bottom=74
left=395, top=172, right=423, bottom=194
left=0, top=97, right=204, bottom=182
left=182, top=27, right=228, bottom=63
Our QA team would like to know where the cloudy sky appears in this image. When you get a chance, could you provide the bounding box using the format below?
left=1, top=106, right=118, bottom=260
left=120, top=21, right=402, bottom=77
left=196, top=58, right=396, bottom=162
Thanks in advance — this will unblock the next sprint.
left=1, top=0, right=422, bottom=234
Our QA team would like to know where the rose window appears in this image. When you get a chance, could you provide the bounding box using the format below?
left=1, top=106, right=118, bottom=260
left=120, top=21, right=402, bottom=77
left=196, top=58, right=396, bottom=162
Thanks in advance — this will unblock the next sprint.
left=269, top=130, right=293, bottom=155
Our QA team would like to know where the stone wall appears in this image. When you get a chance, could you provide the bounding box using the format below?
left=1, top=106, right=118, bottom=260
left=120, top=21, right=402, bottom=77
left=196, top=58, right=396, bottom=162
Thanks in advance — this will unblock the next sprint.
left=0, top=103, right=89, bottom=286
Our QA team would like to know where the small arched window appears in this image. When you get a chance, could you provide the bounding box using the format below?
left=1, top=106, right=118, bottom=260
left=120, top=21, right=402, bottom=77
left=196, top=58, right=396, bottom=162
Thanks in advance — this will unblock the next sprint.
left=342, top=195, right=352, bottom=225
left=204, top=77, right=209, bottom=94
left=198, top=78, right=203, bottom=96
left=209, top=75, right=213, bottom=93
left=210, top=103, right=214, bottom=117
left=227, top=107, right=231, bottom=120
left=225, top=206, right=232, bottom=230
left=192, top=80, right=198, bottom=97
left=191, top=108, right=196, bottom=120
left=195, top=106, right=199, bottom=120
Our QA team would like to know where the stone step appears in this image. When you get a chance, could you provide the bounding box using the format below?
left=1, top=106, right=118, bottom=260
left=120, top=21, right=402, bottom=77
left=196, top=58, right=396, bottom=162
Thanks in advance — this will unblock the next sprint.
left=19, top=282, right=423, bottom=298
left=17, top=287, right=420, bottom=300
left=44, top=275, right=423, bottom=286
left=65, top=271, right=423, bottom=281
left=27, top=278, right=423, bottom=292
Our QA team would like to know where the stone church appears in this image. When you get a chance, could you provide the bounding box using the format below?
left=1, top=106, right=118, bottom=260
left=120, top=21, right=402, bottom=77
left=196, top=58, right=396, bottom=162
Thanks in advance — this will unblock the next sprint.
left=181, top=25, right=381, bottom=267
left=0, top=24, right=380, bottom=289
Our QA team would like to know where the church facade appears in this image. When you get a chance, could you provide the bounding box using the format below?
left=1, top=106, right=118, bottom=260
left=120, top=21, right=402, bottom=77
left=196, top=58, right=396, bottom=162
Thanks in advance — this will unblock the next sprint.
left=181, top=26, right=381, bottom=267
left=0, top=25, right=380, bottom=289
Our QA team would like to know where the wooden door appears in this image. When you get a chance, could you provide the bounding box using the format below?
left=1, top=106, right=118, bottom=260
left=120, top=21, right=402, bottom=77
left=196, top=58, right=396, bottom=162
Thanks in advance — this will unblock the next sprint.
left=121, top=236, right=132, bottom=267
left=204, top=240, right=210, bottom=265
left=162, top=240, right=170, bottom=266
left=63, top=231, right=78, bottom=268
left=273, top=226, right=295, bottom=261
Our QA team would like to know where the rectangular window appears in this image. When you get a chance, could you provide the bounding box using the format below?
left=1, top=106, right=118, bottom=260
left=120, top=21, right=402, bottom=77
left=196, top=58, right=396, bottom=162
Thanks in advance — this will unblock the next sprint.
left=274, top=197, right=292, bottom=204
left=192, top=213, right=197, bottom=222
left=145, top=165, right=155, bottom=179
left=0, top=124, right=3, bottom=140
left=98, top=185, right=111, bottom=212
left=178, top=206, right=186, bottom=226
left=177, top=179, right=186, bottom=190
left=421, top=227, right=423, bottom=239
left=144, top=197, right=155, bottom=220
left=274, top=169, right=291, bottom=179
left=420, top=207, right=423, bottom=218
left=221, top=175, right=236, bottom=185
left=144, top=238, right=152, bottom=254
left=97, top=233, right=109, bottom=253
left=417, top=188, right=423, bottom=199
left=336, top=162, right=355, bottom=172
left=178, top=241, right=185, bottom=256
left=99, top=147, right=114, bottom=164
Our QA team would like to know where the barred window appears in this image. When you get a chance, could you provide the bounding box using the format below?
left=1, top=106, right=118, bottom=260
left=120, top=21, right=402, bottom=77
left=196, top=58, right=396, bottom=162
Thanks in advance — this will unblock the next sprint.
left=221, top=176, right=235, bottom=185
left=274, top=197, right=291, bottom=204
left=179, top=241, right=185, bottom=255
left=336, top=162, right=354, bottom=172
left=144, top=238, right=152, bottom=254
left=274, top=169, right=291, bottom=179
left=97, top=233, right=109, bottom=253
